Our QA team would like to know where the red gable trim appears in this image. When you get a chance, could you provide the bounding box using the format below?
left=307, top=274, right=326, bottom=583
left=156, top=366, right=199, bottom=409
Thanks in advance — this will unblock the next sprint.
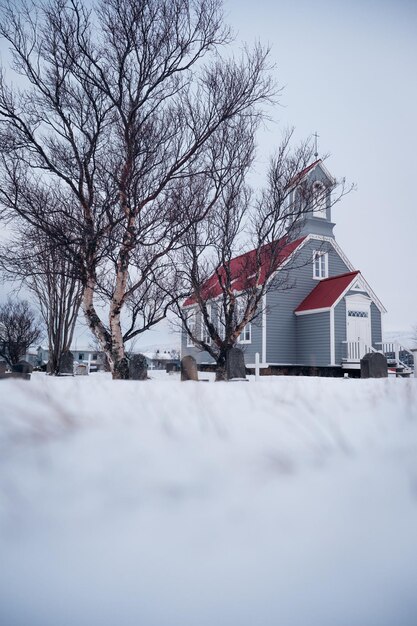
left=294, top=271, right=360, bottom=314
left=286, top=159, right=321, bottom=189
left=183, top=236, right=307, bottom=307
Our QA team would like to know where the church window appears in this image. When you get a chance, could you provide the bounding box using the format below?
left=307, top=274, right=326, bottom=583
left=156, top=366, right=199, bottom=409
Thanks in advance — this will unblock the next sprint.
left=235, top=299, right=252, bottom=344
left=186, top=308, right=197, bottom=347
left=313, top=250, right=328, bottom=279
left=201, top=304, right=212, bottom=345
left=238, top=324, right=252, bottom=344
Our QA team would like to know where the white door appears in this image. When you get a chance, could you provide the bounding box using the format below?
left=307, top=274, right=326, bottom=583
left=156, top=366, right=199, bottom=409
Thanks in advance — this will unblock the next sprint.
left=345, top=295, right=372, bottom=360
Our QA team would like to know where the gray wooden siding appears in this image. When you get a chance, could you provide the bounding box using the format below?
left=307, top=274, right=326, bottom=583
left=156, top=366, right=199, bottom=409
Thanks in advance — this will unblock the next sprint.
left=371, top=302, right=382, bottom=347
left=265, top=239, right=350, bottom=364
left=296, top=312, right=330, bottom=366
left=181, top=237, right=364, bottom=368
left=181, top=303, right=263, bottom=366
left=334, top=298, right=347, bottom=364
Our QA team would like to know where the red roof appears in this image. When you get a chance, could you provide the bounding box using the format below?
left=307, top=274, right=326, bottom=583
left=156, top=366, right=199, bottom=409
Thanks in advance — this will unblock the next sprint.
left=286, top=159, right=322, bottom=189
left=294, top=271, right=360, bottom=313
left=183, top=236, right=307, bottom=306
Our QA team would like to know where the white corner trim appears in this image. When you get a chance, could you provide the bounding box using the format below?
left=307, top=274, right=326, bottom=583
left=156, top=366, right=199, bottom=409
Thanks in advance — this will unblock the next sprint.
left=330, top=307, right=335, bottom=365
left=295, top=307, right=331, bottom=316
left=262, top=293, right=267, bottom=363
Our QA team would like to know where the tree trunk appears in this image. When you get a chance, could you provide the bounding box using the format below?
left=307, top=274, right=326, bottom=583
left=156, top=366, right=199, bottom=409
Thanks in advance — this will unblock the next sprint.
left=82, top=273, right=132, bottom=380
left=215, top=354, right=227, bottom=381
left=109, top=308, right=130, bottom=380
left=81, top=276, right=118, bottom=376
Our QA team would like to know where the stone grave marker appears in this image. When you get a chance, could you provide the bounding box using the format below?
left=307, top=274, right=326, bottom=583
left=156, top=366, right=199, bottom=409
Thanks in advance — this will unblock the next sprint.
left=129, top=354, right=148, bottom=380
left=360, top=352, right=388, bottom=378
left=59, top=350, right=74, bottom=375
left=226, top=347, right=246, bottom=380
left=74, top=363, right=88, bottom=376
left=181, top=355, right=198, bottom=381
left=12, top=360, right=33, bottom=374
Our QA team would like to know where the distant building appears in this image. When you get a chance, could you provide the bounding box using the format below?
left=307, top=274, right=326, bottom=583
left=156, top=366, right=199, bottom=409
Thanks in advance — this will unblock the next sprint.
left=37, top=346, right=107, bottom=373
left=141, top=349, right=180, bottom=370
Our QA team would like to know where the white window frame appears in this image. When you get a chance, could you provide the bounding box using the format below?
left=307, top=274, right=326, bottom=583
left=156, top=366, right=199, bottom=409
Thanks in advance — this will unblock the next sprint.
left=201, top=304, right=212, bottom=345
left=186, top=308, right=197, bottom=347
left=235, top=298, right=252, bottom=344
left=238, top=323, right=252, bottom=344
left=313, top=250, right=329, bottom=280
left=216, top=304, right=226, bottom=340
left=312, top=181, right=327, bottom=219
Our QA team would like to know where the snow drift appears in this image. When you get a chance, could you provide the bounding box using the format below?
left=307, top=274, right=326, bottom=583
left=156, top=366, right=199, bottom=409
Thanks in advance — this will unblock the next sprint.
left=1, top=373, right=417, bottom=626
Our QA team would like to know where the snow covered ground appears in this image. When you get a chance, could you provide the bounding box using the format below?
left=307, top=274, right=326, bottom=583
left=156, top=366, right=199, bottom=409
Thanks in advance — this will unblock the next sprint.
left=1, top=372, right=417, bottom=626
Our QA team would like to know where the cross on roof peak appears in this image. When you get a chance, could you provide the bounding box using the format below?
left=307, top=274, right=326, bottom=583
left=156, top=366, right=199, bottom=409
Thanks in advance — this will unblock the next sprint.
left=313, top=131, right=319, bottom=159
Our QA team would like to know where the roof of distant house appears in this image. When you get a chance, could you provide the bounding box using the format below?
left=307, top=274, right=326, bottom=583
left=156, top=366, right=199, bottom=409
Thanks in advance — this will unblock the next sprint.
left=183, top=236, right=307, bottom=307
left=142, top=350, right=179, bottom=361
left=294, top=271, right=360, bottom=313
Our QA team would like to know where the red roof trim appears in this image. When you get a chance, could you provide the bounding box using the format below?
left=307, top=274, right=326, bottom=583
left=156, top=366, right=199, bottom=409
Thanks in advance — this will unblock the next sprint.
left=294, top=271, right=360, bottom=313
left=183, top=236, right=307, bottom=307
left=286, top=159, right=322, bottom=189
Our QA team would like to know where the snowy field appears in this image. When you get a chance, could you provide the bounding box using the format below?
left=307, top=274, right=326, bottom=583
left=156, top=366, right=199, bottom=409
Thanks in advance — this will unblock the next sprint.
left=1, top=372, right=417, bottom=626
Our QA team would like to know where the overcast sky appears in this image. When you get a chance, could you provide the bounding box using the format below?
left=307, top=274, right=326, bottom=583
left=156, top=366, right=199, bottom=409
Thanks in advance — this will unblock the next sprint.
left=147, top=0, right=417, bottom=347
left=225, top=0, right=417, bottom=331
left=1, top=0, right=416, bottom=348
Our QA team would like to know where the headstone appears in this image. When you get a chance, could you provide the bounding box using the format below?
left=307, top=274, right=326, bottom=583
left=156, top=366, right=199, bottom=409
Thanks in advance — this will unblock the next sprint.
left=59, top=350, right=74, bottom=375
left=129, top=353, right=148, bottom=380
left=181, top=355, right=198, bottom=381
left=74, top=363, right=88, bottom=376
left=360, top=352, right=388, bottom=378
left=12, top=360, right=33, bottom=374
left=226, top=347, right=246, bottom=380
left=0, top=362, right=7, bottom=375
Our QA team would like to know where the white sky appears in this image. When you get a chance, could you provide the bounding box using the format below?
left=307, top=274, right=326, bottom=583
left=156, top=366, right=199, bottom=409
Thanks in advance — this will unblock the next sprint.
left=1, top=0, right=416, bottom=346
left=142, top=0, right=417, bottom=347
left=224, top=0, right=417, bottom=334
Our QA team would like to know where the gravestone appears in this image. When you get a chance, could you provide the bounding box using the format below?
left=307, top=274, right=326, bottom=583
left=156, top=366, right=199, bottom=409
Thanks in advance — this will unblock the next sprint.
left=0, top=362, right=7, bottom=375
left=59, top=350, right=74, bottom=375
left=181, top=355, right=198, bottom=381
left=166, top=362, right=180, bottom=374
left=129, top=353, right=148, bottom=380
left=12, top=360, right=33, bottom=374
left=226, top=347, right=246, bottom=380
left=74, top=363, right=88, bottom=376
left=360, top=352, right=388, bottom=378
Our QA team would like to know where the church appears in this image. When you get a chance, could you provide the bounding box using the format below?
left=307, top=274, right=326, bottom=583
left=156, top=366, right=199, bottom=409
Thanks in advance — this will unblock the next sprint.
left=181, top=159, right=412, bottom=375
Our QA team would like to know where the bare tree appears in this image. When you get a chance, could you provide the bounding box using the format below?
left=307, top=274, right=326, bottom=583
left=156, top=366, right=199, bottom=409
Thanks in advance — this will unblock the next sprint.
left=0, top=0, right=274, bottom=379
left=174, top=131, right=349, bottom=380
left=0, top=298, right=42, bottom=366
left=0, top=220, right=83, bottom=375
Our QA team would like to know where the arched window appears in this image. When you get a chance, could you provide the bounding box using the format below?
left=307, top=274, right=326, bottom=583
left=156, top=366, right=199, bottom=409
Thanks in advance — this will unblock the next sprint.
left=312, top=181, right=327, bottom=218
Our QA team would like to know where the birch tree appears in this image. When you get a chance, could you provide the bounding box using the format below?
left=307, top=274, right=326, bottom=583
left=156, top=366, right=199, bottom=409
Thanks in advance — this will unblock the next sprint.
left=0, top=0, right=274, bottom=378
